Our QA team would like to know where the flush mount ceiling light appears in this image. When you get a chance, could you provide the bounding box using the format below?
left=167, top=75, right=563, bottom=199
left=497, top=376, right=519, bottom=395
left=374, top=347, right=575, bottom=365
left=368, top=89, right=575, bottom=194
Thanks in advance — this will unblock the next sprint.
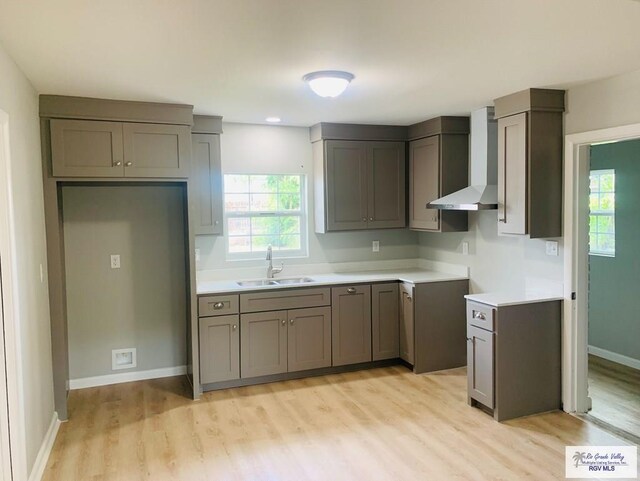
left=303, top=70, right=355, bottom=98
left=265, top=116, right=281, bottom=123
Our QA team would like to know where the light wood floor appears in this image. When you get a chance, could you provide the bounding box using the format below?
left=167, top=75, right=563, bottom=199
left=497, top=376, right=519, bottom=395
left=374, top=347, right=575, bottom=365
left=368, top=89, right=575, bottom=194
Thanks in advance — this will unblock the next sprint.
left=589, top=354, right=640, bottom=437
left=43, top=366, right=638, bottom=481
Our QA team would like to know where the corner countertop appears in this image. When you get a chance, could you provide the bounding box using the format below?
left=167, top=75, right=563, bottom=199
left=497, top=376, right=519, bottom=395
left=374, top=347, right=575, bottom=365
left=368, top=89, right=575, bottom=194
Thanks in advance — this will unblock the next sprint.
left=197, top=268, right=468, bottom=295
left=464, top=291, right=565, bottom=308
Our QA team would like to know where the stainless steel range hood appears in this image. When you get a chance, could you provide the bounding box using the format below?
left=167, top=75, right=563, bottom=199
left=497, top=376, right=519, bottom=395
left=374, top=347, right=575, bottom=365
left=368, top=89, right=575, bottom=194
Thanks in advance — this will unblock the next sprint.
left=428, top=106, right=498, bottom=211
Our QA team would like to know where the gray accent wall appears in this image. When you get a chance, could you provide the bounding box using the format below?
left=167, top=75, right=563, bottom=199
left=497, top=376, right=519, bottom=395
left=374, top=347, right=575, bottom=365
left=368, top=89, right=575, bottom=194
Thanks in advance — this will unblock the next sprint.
left=63, top=186, right=187, bottom=379
left=588, top=139, right=640, bottom=362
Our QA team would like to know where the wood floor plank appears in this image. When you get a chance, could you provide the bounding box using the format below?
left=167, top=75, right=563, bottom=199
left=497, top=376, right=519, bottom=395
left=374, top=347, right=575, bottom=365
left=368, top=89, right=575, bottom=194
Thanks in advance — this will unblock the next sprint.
left=42, top=366, right=637, bottom=481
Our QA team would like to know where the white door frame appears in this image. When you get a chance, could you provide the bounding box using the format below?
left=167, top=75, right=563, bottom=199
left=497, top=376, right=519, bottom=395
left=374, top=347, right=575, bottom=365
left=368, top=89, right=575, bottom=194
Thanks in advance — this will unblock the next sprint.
left=562, top=122, right=640, bottom=414
left=0, top=109, right=26, bottom=481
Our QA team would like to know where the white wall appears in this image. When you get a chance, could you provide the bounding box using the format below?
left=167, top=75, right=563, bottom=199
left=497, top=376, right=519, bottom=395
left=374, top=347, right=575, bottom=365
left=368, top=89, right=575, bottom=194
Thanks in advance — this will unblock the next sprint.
left=196, top=122, right=419, bottom=273
left=0, top=43, right=54, bottom=478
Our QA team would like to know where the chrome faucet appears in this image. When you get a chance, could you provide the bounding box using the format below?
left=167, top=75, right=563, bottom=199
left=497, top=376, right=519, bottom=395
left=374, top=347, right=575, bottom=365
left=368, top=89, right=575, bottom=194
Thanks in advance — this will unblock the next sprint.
left=266, top=245, right=284, bottom=278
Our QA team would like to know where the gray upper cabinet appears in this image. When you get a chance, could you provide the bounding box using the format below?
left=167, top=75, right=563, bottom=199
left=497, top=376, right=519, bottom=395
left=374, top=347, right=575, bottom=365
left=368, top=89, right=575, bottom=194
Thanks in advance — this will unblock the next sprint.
left=50, top=118, right=191, bottom=179
left=408, top=116, right=469, bottom=233
left=122, top=123, right=190, bottom=178
left=331, top=285, right=372, bottom=366
left=372, top=283, right=399, bottom=361
left=367, top=142, right=406, bottom=229
left=50, top=119, right=124, bottom=177
left=199, top=314, right=240, bottom=384
left=192, top=133, right=223, bottom=235
left=494, top=88, right=565, bottom=238
left=287, top=306, right=332, bottom=372
left=241, top=310, right=288, bottom=378
left=399, top=282, right=415, bottom=365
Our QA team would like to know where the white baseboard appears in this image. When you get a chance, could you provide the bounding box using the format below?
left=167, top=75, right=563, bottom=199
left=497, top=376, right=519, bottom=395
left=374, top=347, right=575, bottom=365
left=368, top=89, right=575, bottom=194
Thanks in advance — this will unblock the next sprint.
left=588, top=345, right=640, bottom=371
left=28, top=412, right=60, bottom=481
left=69, top=365, right=187, bottom=390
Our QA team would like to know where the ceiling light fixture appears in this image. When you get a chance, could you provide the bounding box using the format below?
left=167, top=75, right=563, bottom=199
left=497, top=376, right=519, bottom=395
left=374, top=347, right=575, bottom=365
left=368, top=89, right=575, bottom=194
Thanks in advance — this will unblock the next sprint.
left=265, top=116, right=281, bottom=123
left=303, top=70, right=355, bottom=98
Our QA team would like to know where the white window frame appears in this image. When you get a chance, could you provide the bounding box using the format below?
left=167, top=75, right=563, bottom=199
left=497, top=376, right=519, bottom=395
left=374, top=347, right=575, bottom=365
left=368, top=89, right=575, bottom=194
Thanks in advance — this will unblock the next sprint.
left=588, top=168, right=615, bottom=257
left=223, top=173, right=308, bottom=261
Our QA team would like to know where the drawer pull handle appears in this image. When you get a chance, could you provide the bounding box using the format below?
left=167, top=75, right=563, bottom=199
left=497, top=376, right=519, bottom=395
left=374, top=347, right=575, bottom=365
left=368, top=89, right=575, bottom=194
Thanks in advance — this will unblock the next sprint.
left=347, top=287, right=357, bottom=294
left=473, top=311, right=486, bottom=321
left=232, top=324, right=237, bottom=331
left=213, top=302, right=225, bottom=310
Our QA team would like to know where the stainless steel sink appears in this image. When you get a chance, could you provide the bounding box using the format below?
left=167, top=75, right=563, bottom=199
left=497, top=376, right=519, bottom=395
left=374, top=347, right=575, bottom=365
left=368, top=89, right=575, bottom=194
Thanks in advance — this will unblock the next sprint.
left=274, top=277, right=315, bottom=285
left=236, top=279, right=279, bottom=287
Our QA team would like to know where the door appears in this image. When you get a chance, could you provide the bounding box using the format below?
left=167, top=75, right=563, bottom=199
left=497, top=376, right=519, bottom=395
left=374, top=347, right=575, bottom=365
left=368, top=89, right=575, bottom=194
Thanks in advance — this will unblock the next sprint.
left=123, top=123, right=191, bottom=178
left=409, top=136, right=440, bottom=231
left=326, top=140, right=368, bottom=231
left=287, top=307, right=332, bottom=372
left=467, top=324, right=494, bottom=408
left=331, top=285, right=372, bottom=366
left=50, top=119, right=124, bottom=177
left=240, top=311, right=287, bottom=378
left=367, top=142, right=406, bottom=229
left=199, top=315, right=239, bottom=384
left=497, top=113, right=528, bottom=235
left=192, top=134, right=223, bottom=235
left=399, top=282, right=415, bottom=364
left=372, top=283, right=399, bottom=360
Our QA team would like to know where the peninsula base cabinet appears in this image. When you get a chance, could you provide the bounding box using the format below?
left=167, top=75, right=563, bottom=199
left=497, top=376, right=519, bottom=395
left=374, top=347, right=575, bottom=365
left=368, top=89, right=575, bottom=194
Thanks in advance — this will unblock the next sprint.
left=466, top=299, right=562, bottom=421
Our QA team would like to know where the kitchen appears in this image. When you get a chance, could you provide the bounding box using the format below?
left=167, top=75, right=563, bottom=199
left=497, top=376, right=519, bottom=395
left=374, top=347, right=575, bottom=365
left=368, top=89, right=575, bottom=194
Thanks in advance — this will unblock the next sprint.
left=1, top=0, right=633, bottom=480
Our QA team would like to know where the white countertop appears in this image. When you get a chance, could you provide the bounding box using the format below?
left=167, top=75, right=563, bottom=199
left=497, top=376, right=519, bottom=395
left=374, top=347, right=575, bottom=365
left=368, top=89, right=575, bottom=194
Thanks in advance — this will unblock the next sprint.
left=464, top=291, right=565, bottom=308
left=197, top=268, right=468, bottom=295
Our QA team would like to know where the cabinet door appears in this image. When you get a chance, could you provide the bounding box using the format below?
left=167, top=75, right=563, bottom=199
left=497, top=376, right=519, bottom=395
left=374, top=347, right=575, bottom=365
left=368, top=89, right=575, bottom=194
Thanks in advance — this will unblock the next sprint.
left=199, top=315, right=239, bottom=384
left=372, top=283, right=399, bottom=361
left=240, top=311, right=287, bottom=378
left=50, top=119, right=124, bottom=177
left=367, top=142, right=406, bottom=229
left=123, top=123, right=191, bottom=178
left=325, top=140, right=368, bottom=231
left=409, top=136, right=440, bottom=231
left=331, top=285, right=372, bottom=366
left=287, top=307, right=332, bottom=372
left=497, top=113, right=528, bottom=235
left=399, top=282, right=415, bottom=364
left=467, top=325, right=494, bottom=408
left=192, top=134, right=223, bottom=235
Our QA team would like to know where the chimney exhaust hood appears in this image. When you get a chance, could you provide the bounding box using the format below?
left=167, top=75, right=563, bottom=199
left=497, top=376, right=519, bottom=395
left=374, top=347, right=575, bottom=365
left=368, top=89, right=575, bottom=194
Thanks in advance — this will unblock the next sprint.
left=427, top=107, right=498, bottom=211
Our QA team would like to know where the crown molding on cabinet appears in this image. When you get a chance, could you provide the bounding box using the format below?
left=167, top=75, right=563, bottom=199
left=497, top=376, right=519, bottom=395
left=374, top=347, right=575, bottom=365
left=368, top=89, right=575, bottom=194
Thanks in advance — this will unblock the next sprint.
left=192, top=115, right=223, bottom=134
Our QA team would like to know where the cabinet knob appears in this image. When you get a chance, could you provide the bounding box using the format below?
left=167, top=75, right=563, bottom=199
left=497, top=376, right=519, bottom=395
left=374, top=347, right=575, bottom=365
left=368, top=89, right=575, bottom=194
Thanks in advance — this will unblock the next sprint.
left=289, top=319, right=294, bottom=325
left=362, top=217, right=366, bottom=222
left=213, top=302, right=224, bottom=310
left=347, top=287, right=357, bottom=294
left=406, top=296, right=412, bottom=301
left=232, top=324, right=237, bottom=331
left=214, top=220, right=220, bottom=225
left=113, top=161, right=122, bottom=166
left=125, top=161, right=133, bottom=167
left=281, top=319, right=286, bottom=325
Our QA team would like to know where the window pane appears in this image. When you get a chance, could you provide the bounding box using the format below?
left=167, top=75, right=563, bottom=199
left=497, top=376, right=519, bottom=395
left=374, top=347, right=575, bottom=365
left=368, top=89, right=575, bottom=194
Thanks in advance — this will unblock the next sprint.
left=225, top=193, right=250, bottom=212
left=251, top=235, right=279, bottom=251
left=250, top=193, right=277, bottom=211
left=589, top=215, right=598, bottom=232
left=589, top=234, right=597, bottom=250
left=599, top=234, right=615, bottom=253
left=600, top=174, right=614, bottom=192
left=278, top=193, right=301, bottom=211
left=278, top=175, right=301, bottom=193
left=278, top=235, right=301, bottom=250
left=250, top=175, right=278, bottom=193
left=228, top=236, right=251, bottom=253
left=279, top=216, right=300, bottom=234
left=589, top=174, right=599, bottom=191
left=225, top=175, right=249, bottom=193
left=228, top=217, right=250, bottom=236
left=589, top=194, right=599, bottom=211
left=599, top=193, right=614, bottom=211
left=251, top=216, right=279, bottom=235
left=597, top=215, right=614, bottom=234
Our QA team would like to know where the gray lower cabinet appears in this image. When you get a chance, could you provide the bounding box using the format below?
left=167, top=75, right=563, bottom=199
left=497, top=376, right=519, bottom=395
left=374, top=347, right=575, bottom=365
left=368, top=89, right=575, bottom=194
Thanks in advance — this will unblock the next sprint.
left=192, top=133, right=223, bottom=235
left=466, top=324, right=494, bottom=408
left=331, top=285, right=372, bottom=366
left=372, top=283, right=399, bottom=361
left=399, top=282, right=414, bottom=364
left=199, top=314, right=240, bottom=384
left=287, top=306, right=332, bottom=372
left=241, top=310, right=288, bottom=378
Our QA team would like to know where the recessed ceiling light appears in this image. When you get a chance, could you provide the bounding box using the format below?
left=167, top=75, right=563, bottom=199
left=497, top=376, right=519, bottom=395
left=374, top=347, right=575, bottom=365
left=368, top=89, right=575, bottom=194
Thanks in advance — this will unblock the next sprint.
left=303, top=70, right=355, bottom=98
left=265, top=116, right=281, bottom=123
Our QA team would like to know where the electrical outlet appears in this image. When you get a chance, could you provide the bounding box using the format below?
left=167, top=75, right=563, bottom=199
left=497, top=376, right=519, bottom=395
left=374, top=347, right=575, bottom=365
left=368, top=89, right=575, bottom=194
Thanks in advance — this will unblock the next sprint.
left=462, top=241, right=469, bottom=256
left=372, top=240, right=380, bottom=252
left=545, top=241, right=559, bottom=256
left=110, top=254, right=121, bottom=269
left=112, top=348, right=136, bottom=370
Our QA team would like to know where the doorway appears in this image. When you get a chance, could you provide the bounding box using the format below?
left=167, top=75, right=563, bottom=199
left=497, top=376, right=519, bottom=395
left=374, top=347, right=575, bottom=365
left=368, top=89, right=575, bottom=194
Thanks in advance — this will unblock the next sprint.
left=563, top=123, right=640, bottom=440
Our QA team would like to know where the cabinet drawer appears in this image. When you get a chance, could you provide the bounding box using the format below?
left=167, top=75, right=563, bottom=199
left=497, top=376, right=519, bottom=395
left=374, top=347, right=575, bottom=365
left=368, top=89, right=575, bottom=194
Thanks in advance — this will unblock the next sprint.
left=467, top=301, right=495, bottom=331
left=199, top=294, right=239, bottom=317
left=240, top=287, right=330, bottom=313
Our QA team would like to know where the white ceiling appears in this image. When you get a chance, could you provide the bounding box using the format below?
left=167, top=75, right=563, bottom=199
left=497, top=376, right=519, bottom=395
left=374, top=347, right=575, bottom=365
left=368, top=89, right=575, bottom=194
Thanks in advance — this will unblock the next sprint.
left=0, top=0, right=639, bottom=126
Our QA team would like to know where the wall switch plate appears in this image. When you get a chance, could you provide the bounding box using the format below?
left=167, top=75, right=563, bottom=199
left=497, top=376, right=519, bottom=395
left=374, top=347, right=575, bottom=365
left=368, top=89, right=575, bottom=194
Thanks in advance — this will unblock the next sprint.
left=112, top=348, right=136, bottom=370
left=372, top=240, right=380, bottom=252
left=195, top=248, right=200, bottom=262
left=545, top=241, right=559, bottom=256
left=110, top=254, right=121, bottom=269
left=462, top=241, right=469, bottom=256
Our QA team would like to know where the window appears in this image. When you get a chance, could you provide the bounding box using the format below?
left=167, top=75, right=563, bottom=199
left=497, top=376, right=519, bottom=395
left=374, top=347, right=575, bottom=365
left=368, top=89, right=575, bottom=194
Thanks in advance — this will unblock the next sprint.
left=589, top=169, right=615, bottom=256
left=224, top=174, right=307, bottom=259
